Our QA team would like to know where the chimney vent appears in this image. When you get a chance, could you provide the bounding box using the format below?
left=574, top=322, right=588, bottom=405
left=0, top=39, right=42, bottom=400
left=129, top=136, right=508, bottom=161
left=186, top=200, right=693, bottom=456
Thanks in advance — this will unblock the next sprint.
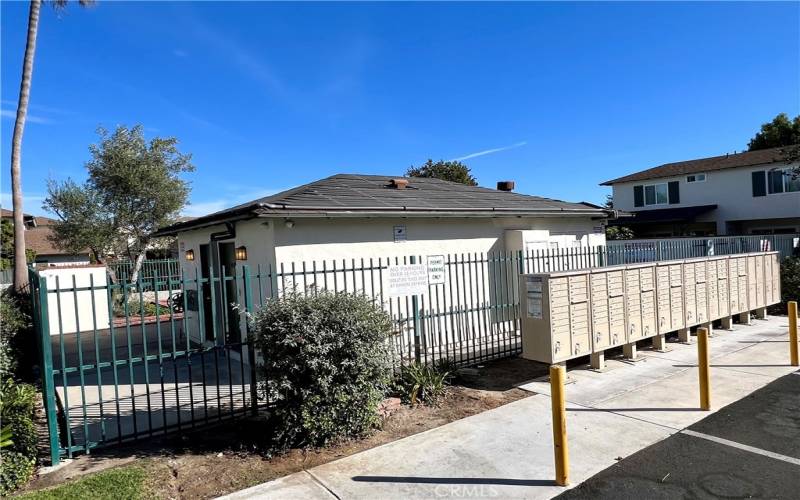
left=497, top=180, right=515, bottom=192
left=389, top=178, right=409, bottom=189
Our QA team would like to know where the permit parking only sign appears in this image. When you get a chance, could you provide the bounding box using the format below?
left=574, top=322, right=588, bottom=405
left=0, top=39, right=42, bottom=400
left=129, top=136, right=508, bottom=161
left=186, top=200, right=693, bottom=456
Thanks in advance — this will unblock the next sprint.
left=427, top=255, right=446, bottom=285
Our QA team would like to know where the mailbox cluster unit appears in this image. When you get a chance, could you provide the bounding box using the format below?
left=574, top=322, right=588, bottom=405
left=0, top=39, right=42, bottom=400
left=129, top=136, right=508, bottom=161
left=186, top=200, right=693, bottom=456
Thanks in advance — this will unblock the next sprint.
left=520, top=252, right=781, bottom=365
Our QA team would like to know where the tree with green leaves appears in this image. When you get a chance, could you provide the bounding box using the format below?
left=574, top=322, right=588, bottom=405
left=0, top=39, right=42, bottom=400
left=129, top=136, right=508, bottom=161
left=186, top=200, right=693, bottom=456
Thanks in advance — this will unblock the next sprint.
left=8, top=0, right=94, bottom=292
left=44, top=125, right=194, bottom=284
left=747, top=112, right=800, bottom=179
left=747, top=113, right=800, bottom=151
left=0, top=220, right=36, bottom=271
left=406, top=159, right=478, bottom=186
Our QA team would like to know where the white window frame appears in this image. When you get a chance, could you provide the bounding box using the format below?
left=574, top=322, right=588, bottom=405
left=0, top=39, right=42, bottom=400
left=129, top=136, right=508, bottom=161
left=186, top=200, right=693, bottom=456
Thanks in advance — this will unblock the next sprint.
left=643, top=182, right=669, bottom=206
left=686, top=173, right=706, bottom=183
left=766, top=167, right=800, bottom=195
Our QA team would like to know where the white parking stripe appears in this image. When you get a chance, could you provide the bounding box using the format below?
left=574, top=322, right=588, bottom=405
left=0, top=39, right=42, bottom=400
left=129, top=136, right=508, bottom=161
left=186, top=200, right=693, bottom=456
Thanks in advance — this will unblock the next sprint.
left=681, top=429, right=800, bottom=466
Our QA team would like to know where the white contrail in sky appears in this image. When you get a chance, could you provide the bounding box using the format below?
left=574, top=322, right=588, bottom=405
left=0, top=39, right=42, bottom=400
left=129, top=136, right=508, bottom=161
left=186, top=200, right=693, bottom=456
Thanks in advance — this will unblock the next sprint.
left=451, top=141, right=527, bottom=161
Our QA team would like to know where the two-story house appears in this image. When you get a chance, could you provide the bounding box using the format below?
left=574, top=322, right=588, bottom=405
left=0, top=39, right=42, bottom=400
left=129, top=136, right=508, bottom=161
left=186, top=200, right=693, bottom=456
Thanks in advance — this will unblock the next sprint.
left=602, top=146, right=800, bottom=237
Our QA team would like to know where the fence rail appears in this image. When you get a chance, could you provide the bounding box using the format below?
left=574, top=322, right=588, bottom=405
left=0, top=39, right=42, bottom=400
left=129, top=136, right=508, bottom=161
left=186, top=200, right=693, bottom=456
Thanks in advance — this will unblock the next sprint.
left=29, top=239, right=795, bottom=463
left=606, top=234, right=799, bottom=264
left=107, top=259, right=181, bottom=289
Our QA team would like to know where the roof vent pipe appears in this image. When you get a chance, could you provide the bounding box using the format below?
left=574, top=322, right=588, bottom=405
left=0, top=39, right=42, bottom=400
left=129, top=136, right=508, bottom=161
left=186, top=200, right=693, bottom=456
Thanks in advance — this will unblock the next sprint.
left=389, top=178, right=409, bottom=189
left=497, top=181, right=515, bottom=192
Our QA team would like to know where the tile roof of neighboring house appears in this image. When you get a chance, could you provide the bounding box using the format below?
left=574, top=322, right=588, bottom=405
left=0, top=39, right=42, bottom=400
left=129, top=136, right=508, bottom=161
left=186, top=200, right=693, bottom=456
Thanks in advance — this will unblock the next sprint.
left=1, top=208, right=85, bottom=256
left=156, top=173, right=612, bottom=236
left=600, top=146, right=796, bottom=186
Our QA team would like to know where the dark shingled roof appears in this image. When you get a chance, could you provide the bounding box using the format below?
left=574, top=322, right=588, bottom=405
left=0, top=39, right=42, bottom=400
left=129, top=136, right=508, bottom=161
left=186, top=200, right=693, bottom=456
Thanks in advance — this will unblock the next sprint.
left=156, top=174, right=610, bottom=236
left=600, top=146, right=795, bottom=186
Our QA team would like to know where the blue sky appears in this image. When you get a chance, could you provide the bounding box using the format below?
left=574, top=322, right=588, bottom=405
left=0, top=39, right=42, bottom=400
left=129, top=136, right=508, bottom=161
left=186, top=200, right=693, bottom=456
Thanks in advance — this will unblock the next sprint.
left=2, top=1, right=798, bottom=217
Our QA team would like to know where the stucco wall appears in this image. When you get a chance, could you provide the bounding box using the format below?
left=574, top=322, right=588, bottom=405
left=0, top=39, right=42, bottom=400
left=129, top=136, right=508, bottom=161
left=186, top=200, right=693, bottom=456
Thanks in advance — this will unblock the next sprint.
left=40, top=266, right=110, bottom=335
left=175, top=215, right=605, bottom=346
left=611, top=161, right=800, bottom=234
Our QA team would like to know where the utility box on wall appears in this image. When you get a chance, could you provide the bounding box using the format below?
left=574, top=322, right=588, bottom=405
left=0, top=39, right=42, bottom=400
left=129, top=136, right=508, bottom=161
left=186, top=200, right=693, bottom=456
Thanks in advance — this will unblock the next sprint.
left=520, top=252, right=781, bottom=365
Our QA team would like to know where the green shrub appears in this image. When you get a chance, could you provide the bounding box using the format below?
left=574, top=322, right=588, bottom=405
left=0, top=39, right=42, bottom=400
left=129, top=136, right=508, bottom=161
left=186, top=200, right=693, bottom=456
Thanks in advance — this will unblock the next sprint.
left=0, top=290, right=33, bottom=380
left=770, top=255, right=800, bottom=315
left=395, top=361, right=452, bottom=405
left=0, top=379, right=38, bottom=495
left=113, top=295, right=159, bottom=318
left=253, top=291, right=394, bottom=451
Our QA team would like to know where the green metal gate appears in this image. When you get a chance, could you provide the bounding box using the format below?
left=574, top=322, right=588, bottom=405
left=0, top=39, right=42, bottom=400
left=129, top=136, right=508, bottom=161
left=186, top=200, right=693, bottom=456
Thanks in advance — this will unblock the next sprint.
left=29, top=265, right=259, bottom=464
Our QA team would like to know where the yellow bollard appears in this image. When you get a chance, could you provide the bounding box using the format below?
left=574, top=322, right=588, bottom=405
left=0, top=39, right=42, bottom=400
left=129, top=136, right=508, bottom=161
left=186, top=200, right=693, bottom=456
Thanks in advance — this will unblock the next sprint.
left=550, top=365, right=569, bottom=486
left=789, top=301, right=798, bottom=367
left=697, top=327, right=711, bottom=411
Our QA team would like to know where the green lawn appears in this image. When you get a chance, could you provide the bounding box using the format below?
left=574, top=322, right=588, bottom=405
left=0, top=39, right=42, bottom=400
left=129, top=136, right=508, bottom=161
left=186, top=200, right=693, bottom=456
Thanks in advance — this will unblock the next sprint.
left=18, top=466, right=150, bottom=500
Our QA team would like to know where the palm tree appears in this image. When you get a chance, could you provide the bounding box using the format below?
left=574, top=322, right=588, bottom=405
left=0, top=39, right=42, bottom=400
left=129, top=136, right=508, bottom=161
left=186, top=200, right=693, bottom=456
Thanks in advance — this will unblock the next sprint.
left=9, top=0, right=92, bottom=291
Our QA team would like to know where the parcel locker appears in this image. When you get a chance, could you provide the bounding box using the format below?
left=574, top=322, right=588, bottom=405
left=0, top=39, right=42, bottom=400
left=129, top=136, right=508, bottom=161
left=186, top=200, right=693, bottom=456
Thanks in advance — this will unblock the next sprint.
left=520, top=251, right=781, bottom=366
left=770, top=252, right=781, bottom=303
left=706, top=257, right=720, bottom=321
left=656, top=263, right=673, bottom=335
left=727, top=256, right=740, bottom=314
left=590, top=267, right=627, bottom=351
left=747, top=255, right=760, bottom=310
left=683, top=261, right=698, bottom=326
left=736, top=256, right=749, bottom=314
left=668, top=263, right=685, bottom=331
left=754, top=254, right=766, bottom=308
left=765, top=252, right=780, bottom=304
left=520, top=270, right=591, bottom=364
left=689, top=258, right=709, bottom=324
left=625, top=266, right=643, bottom=341
left=714, top=257, right=730, bottom=319
left=638, top=265, right=657, bottom=339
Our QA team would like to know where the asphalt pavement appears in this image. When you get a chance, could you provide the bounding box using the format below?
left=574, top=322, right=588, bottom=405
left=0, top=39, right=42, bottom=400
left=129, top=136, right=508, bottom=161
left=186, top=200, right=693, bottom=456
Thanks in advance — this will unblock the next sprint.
left=557, top=371, right=800, bottom=500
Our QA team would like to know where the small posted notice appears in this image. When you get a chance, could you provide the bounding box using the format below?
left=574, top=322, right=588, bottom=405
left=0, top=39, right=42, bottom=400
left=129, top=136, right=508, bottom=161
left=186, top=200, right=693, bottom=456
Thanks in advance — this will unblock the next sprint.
left=525, top=276, right=543, bottom=319
left=427, top=255, right=446, bottom=285
left=387, top=264, right=428, bottom=297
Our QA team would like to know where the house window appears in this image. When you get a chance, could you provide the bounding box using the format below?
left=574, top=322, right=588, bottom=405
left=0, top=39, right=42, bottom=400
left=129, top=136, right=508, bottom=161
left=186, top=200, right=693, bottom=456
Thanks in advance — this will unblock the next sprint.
left=644, top=183, right=668, bottom=206
left=767, top=168, right=800, bottom=195
left=687, top=173, right=706, bottom=183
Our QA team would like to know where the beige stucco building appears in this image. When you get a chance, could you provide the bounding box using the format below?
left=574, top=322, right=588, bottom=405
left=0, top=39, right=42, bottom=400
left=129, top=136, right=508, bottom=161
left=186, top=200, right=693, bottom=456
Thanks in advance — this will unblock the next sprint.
left=155, top=174, right=613, bottom=346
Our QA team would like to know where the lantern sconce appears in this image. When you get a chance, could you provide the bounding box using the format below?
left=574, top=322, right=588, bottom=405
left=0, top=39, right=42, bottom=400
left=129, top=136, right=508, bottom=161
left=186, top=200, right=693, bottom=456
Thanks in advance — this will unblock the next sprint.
left=185, top=249, right=195, bottom=261
left=235, top=246, right=248, bottom=261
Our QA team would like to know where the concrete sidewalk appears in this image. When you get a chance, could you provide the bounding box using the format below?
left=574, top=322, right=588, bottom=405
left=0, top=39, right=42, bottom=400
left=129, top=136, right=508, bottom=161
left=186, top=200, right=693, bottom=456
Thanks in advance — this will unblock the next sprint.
left=220, top=316, right=797, bottom=500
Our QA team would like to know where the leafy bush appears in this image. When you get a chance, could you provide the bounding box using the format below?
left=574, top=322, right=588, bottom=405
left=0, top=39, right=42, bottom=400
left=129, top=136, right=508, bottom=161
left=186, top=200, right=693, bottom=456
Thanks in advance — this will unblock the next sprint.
left=0, top=290, right=33, bottom=380
left=113, top=295, right=159, bottom=318
left=0, top=379, right=38, bottom=495
left=253, top=291, right=394, bottom=451
left=773, top=255, right=800, bottom=315
left=395, top=361, right=452, bottom=405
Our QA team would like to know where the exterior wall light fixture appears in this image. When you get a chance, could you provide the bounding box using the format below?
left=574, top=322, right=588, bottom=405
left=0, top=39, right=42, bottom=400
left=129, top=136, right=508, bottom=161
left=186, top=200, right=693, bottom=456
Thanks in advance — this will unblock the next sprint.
left=235, top=246, right=248, bottom=261
left=185, top=249, right=195, bottom=261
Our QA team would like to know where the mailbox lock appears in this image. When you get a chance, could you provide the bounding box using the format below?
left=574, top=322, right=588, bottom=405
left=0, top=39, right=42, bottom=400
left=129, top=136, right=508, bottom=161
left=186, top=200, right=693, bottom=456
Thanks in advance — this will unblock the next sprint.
left=555, top=341, right=561, bottom=353
left=660, top=317, right=665, bottom=326
left=644, top=326, right=649, bottom=335
left=574, top=343, right=581, bottom=354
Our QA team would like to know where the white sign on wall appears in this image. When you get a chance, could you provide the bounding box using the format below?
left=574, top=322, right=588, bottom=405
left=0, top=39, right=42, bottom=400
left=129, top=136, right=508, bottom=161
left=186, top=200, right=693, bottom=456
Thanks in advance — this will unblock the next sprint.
left=427, top=255, right=446, bottom=285
left=386, top=264, right=428, bottom=297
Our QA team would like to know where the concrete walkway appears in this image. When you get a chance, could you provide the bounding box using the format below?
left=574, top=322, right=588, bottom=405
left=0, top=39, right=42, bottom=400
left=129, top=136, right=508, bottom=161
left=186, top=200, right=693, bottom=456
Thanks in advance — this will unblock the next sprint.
left=220, top=316, right=797, bottom=500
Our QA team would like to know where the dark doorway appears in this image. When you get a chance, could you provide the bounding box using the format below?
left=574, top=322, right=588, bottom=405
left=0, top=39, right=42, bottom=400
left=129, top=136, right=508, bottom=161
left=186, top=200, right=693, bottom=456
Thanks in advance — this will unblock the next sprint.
left=217, top=241, right=240, bottom=344
left=199, top=244, right=215, bottom=342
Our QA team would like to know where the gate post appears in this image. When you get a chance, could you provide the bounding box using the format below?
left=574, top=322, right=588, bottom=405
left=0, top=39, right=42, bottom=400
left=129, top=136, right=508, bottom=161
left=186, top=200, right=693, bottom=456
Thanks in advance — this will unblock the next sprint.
left=410, top=256, right=422, bottom=363
left=241, top=265, right=259, bottom=415
left=34, top=273, right=61, bottom=465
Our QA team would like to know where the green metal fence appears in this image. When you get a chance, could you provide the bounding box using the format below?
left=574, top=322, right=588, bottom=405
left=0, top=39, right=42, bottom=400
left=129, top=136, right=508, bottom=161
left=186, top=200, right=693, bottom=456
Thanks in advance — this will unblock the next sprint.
left=107, top=259, right=181, bottom=290
left=29, top=241, right=795, bottom=463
